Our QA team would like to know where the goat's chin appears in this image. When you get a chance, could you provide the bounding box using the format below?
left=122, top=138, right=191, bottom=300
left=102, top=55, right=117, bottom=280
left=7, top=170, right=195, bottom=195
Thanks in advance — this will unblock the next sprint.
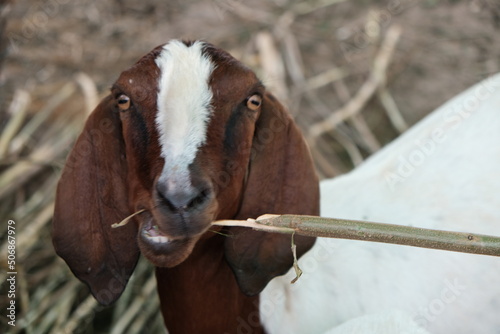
left=138, top=235, right=198, bottom=268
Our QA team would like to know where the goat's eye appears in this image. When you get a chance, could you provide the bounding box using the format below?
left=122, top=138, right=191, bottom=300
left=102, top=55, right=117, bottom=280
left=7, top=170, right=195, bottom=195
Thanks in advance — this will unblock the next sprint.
left=117, top=94, right=131, bottom=111
left=246, top=95, right=262, bottom=111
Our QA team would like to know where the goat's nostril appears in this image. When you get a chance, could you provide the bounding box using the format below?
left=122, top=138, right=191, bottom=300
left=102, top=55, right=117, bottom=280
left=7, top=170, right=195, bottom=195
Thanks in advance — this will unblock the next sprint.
left=186, top=188, right=211, bottom=210
left=156, top=184, right=211, bottom=213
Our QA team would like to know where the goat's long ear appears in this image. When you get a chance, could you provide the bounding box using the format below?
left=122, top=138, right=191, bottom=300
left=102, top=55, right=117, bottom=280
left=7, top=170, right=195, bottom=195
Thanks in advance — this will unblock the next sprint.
left=225, top=92, right=319, bottom=296
left=52, top=95, right=139, bottom=305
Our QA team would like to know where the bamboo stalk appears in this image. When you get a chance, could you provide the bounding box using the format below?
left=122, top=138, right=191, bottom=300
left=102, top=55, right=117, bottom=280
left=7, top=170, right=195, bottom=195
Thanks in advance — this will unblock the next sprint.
left=214, top=214, right=500, bottom=257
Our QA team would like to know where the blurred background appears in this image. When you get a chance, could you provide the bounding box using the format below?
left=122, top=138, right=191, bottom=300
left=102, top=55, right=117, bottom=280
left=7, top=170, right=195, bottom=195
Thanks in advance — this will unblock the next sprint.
left=1, top=0, right=499, bottom=333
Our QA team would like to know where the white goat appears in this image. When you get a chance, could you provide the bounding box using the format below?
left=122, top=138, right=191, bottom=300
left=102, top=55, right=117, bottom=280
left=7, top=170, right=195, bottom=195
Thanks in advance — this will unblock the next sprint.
left=261, top=73, right=500, bottom=334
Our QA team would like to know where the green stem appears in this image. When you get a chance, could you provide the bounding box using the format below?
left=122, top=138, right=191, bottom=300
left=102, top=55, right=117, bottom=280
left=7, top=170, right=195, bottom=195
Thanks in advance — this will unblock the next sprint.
left=254, top=215, right=500, bottom=257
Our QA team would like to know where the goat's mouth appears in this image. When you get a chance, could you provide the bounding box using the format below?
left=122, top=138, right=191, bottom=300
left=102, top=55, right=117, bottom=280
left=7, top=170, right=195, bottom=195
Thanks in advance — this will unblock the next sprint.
left=136, top=213, right=207, bottom=268
left=141, top=219, right=173, bottom=244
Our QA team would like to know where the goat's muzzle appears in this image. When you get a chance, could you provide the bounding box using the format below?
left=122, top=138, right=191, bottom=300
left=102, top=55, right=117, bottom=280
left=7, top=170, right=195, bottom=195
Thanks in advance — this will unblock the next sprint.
left=136, top=178, right=218, bottom=268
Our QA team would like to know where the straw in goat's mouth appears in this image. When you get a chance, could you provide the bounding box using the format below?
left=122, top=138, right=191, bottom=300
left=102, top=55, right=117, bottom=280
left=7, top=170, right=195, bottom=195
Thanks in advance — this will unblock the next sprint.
left=111, top=209, right=145, bottom=228
left=111, top=210, right=172, bottom=244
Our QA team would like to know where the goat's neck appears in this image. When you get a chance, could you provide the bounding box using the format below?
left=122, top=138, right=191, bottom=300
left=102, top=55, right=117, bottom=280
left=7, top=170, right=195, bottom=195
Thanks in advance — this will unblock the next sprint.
left=155, top=234, right=265, bottom=334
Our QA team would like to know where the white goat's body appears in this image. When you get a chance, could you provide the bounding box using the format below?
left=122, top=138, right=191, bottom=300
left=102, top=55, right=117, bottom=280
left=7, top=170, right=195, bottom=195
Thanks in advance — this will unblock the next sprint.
left=261, top=74, right=500, bottom=333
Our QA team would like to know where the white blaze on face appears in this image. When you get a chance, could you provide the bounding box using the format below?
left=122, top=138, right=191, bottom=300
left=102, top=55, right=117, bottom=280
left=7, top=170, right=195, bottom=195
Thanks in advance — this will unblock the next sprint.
left=155, top=40, right=214, bottom=191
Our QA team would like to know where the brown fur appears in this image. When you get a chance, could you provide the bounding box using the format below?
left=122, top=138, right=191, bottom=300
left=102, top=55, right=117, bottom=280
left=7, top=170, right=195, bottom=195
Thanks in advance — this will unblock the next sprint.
left=52, top=41, right=319, bottom=333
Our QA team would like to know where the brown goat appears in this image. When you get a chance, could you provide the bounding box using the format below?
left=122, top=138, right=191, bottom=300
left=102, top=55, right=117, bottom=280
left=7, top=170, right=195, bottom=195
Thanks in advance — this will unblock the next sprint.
left=52, top=40, right=319, bottom=333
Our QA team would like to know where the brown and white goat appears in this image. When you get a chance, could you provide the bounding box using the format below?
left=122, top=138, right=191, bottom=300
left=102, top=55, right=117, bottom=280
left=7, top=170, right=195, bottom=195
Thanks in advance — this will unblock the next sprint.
left=52, top=40, right=319, bottom=333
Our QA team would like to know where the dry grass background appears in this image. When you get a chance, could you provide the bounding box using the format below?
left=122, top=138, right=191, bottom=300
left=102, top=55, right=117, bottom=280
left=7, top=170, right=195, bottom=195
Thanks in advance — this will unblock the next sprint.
left=1, top=0, right=499, bottom=333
